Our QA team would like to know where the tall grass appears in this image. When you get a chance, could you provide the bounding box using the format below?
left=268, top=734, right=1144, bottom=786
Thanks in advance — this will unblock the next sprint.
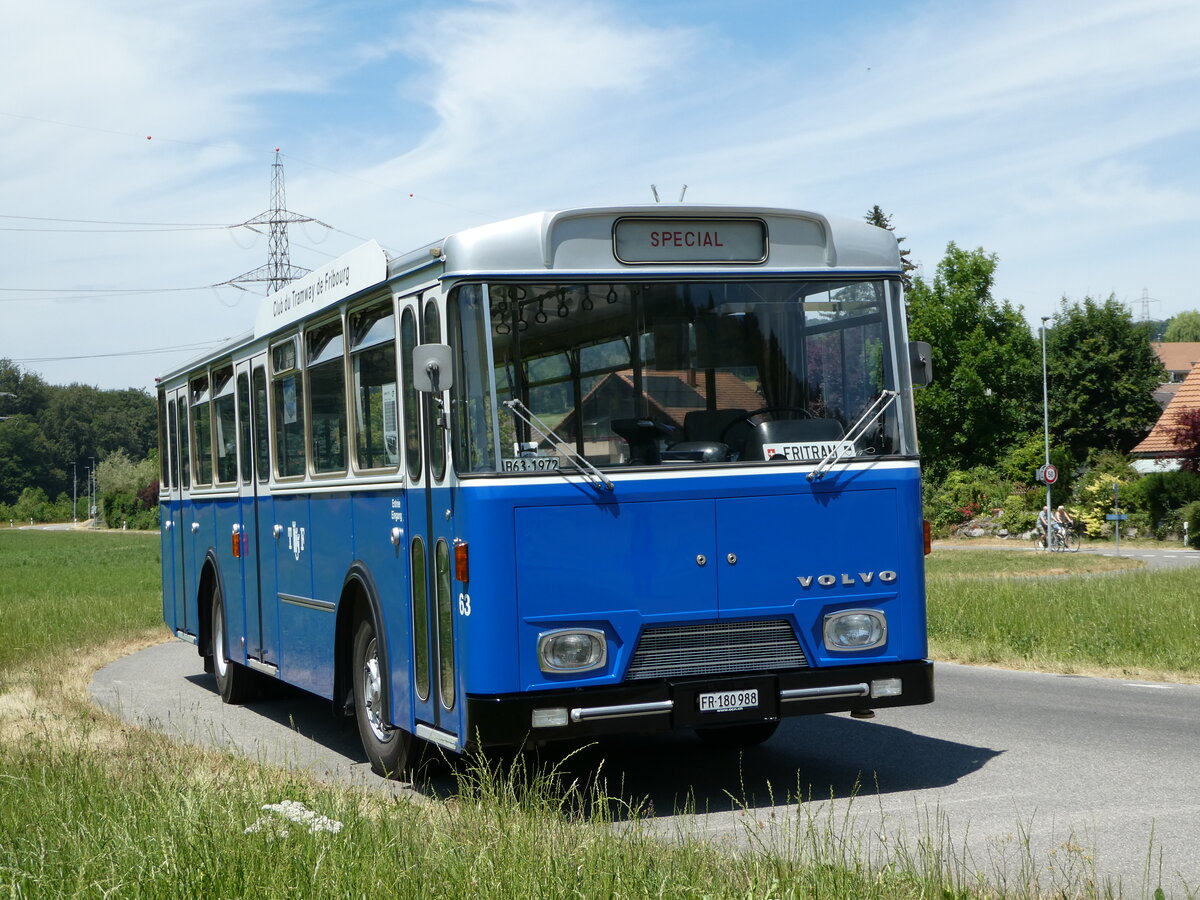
left=927, top=551, right=1200, bottom=678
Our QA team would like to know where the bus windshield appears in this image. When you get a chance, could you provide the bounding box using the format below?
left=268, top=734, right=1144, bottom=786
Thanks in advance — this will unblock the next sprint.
left=451, top=279, right=914, bottom=474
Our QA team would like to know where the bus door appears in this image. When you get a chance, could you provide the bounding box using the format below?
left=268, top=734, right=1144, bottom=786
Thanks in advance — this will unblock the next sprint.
left=163, top=389, right=192, bottom=637
left=236, top=356, right=279, bottom=670
left=399, top=294, right=460, bottom=746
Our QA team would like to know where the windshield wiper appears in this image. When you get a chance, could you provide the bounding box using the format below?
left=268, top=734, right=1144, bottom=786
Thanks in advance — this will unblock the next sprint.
left=503, top=399, right=614, bottom=492
left=807, top=390, right=898, bottom=482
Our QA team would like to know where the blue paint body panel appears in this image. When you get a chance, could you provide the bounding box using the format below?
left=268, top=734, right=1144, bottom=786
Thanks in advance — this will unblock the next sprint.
left=161, top=460, right=927, bottom=749
left=455, top=463, right=926, bottom=699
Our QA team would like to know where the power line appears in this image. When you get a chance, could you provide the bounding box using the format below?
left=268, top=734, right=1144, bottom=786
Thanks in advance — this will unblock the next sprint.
left=0, top=214, right=231, bottom=226
left=0, top=285, right=233, bottom=303
left=9, top=340, right=224, bottom=364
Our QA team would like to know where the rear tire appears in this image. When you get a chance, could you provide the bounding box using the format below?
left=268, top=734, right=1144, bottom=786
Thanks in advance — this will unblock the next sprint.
left=353, top=615, right=414, bottom=779
left=211, top=584, right=255, bottom=704
left=694, top=720, right=779, bottom=749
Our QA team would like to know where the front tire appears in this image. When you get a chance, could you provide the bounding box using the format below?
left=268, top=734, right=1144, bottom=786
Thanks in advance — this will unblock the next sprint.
left=353, top=615, right=414, bottom=779
left=211, top=584, right=255, bottom=704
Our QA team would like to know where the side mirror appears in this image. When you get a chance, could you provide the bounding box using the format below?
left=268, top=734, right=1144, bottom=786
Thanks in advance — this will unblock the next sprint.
left=909, top=341, right=933, bottom=388
left=413, top=343, right=454, bottom=393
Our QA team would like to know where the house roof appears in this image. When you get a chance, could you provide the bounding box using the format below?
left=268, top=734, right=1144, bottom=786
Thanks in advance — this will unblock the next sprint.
left=555, top=369, right=765, bottom=438
left=1133, top=360, right=1200, bottom=456
left=1151, top=342, right=1200, bottom=374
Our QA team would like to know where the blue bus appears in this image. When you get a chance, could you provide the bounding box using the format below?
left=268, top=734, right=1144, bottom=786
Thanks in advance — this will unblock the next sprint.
left=157, top=205, right=934, bottom=777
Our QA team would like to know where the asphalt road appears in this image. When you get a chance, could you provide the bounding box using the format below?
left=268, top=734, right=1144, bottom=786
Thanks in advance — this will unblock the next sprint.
left=92, top=641, right=1200, bottom=895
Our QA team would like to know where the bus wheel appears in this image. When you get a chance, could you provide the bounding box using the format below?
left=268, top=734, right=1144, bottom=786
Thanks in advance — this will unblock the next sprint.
left=352, top=616, right=413, bottom=779
left=694, top=720, right=779, bottom=749
left=211, top=584, right=255, bottom=704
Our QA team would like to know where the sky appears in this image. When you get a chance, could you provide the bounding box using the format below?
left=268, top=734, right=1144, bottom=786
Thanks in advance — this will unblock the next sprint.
left=3, top=0, right=1199, bottom=392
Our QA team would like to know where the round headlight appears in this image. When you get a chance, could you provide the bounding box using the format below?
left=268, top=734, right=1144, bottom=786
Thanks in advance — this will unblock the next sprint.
left=823, top=610, right=886, bottom=651
left=538, top=629, right=607, bottom=673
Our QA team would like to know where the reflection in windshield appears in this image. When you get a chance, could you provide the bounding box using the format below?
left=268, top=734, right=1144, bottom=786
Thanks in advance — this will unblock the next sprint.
left=451, top=280, right=912, bottom=474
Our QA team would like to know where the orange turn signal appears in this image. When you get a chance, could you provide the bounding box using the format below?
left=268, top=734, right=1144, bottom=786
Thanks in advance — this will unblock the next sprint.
left=923, top=520, right=932, bottom=556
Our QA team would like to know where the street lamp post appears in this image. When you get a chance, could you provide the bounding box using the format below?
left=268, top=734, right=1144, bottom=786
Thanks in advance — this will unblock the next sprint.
left=1041, top=317, right=1052, bottom=549
left=72, top=461, right=77, bottom=523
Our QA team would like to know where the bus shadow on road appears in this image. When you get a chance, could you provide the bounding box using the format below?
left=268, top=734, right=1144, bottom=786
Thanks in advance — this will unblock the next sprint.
left=523, top=715, right=1000, bottom=818
left=181, top=670, right=995, bottom=814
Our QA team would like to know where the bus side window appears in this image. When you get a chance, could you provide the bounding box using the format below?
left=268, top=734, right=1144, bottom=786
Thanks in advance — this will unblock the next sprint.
left=400, top=307, right=422, bottom=481
left=422, top=300, right=446, bottom=481
left=178, top=397, right=191, bottom=490
left=190, top=375, right=212, bottom=486
left=449, top=285, right=497, bottom=473
left=236, top=372, right=252, bottom=484
left=213, top=365, right=237, bottom=485
left=159, top=393, right=171, bottom=490
left=307, top=318, right=347, bottom=474
left=350, top=302, right=398, bottom=470
left=272, top=337, right=306, bottom=478
left=253, top=366, right=270, bottom=483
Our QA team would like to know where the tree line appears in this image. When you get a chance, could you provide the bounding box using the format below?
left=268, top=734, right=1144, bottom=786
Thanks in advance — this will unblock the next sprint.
left=0, top=360, right=157, bottom=526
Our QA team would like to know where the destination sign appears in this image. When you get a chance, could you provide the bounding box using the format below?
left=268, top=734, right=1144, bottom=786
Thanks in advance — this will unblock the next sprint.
left=254, top=241, right=388, bottom=338
left=613, top=217, right=767, bottom=264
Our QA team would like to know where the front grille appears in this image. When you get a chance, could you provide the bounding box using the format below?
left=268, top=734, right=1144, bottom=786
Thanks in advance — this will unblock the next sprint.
left=624, top=619, right=809, bottom=681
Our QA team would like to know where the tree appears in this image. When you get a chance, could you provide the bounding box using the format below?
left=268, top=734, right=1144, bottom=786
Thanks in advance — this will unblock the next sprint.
left=1046, top=295, right=1164, bottom=462
left=0, top=415, right=56, bottom=505
left=1163, top=310, right=1200, bottom=342
left=864, top=206, right=917, bottom=290
left=906, top=243, right=1040, bottom=479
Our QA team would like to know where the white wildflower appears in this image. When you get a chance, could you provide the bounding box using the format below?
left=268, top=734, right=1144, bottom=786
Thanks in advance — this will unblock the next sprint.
left=243, top=800, right=344, bottom=836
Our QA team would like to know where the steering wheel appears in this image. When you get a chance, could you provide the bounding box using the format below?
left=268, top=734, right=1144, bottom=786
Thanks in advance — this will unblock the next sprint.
left=719, top=406, right=812, bottom=444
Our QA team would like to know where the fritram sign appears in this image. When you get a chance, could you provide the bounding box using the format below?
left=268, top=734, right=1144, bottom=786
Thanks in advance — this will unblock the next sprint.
left=254, top=241, right=389, bottom=339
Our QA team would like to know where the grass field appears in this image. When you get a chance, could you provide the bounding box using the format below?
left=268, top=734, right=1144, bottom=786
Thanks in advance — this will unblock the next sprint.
left=925, top=548, right=1200, bottom=682
left=1, top=529, right=1193, bottom=898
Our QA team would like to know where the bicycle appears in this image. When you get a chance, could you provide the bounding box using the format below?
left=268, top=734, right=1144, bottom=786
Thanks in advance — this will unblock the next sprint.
left=1049, top=523, right=1080, bottom=552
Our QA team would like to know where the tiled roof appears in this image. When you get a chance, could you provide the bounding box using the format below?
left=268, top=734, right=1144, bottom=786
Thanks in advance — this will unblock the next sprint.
left=606, top=370, right=764, bottom=427
left=1133, top=360, right=1200, bottom=456
left=1151, top=342, right=1200, bottom=374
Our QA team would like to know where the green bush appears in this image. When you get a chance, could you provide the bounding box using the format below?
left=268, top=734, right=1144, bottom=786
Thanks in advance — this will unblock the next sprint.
left=1182, top=501, right=1200, bottom=548
left=0, top=487, right=75, bottom=525
left=1128, top=470, right=1200, bottom=535
left=101, top=489, right=159, bottom=530
left=923, top=466, right=1012, bottom=534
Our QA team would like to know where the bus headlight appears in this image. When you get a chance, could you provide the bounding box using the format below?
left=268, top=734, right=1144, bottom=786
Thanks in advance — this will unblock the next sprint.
left=823, top=610, right=887, bottom=651
left=538, top=629, right=607, bottom=673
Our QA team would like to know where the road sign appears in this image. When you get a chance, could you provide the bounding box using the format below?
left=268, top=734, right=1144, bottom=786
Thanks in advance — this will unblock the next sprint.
left=1037, top=463, right=1058, bottom=485
left=1105, top=514, right=1128, bottom=521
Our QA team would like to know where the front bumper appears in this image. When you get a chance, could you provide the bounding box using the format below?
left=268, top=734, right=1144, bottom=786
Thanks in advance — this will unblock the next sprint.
left=464, top=659, right=933, bottom=750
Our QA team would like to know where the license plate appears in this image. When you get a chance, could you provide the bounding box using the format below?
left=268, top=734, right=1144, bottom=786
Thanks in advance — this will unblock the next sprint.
left=697, top=688, right=759, bottom=713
